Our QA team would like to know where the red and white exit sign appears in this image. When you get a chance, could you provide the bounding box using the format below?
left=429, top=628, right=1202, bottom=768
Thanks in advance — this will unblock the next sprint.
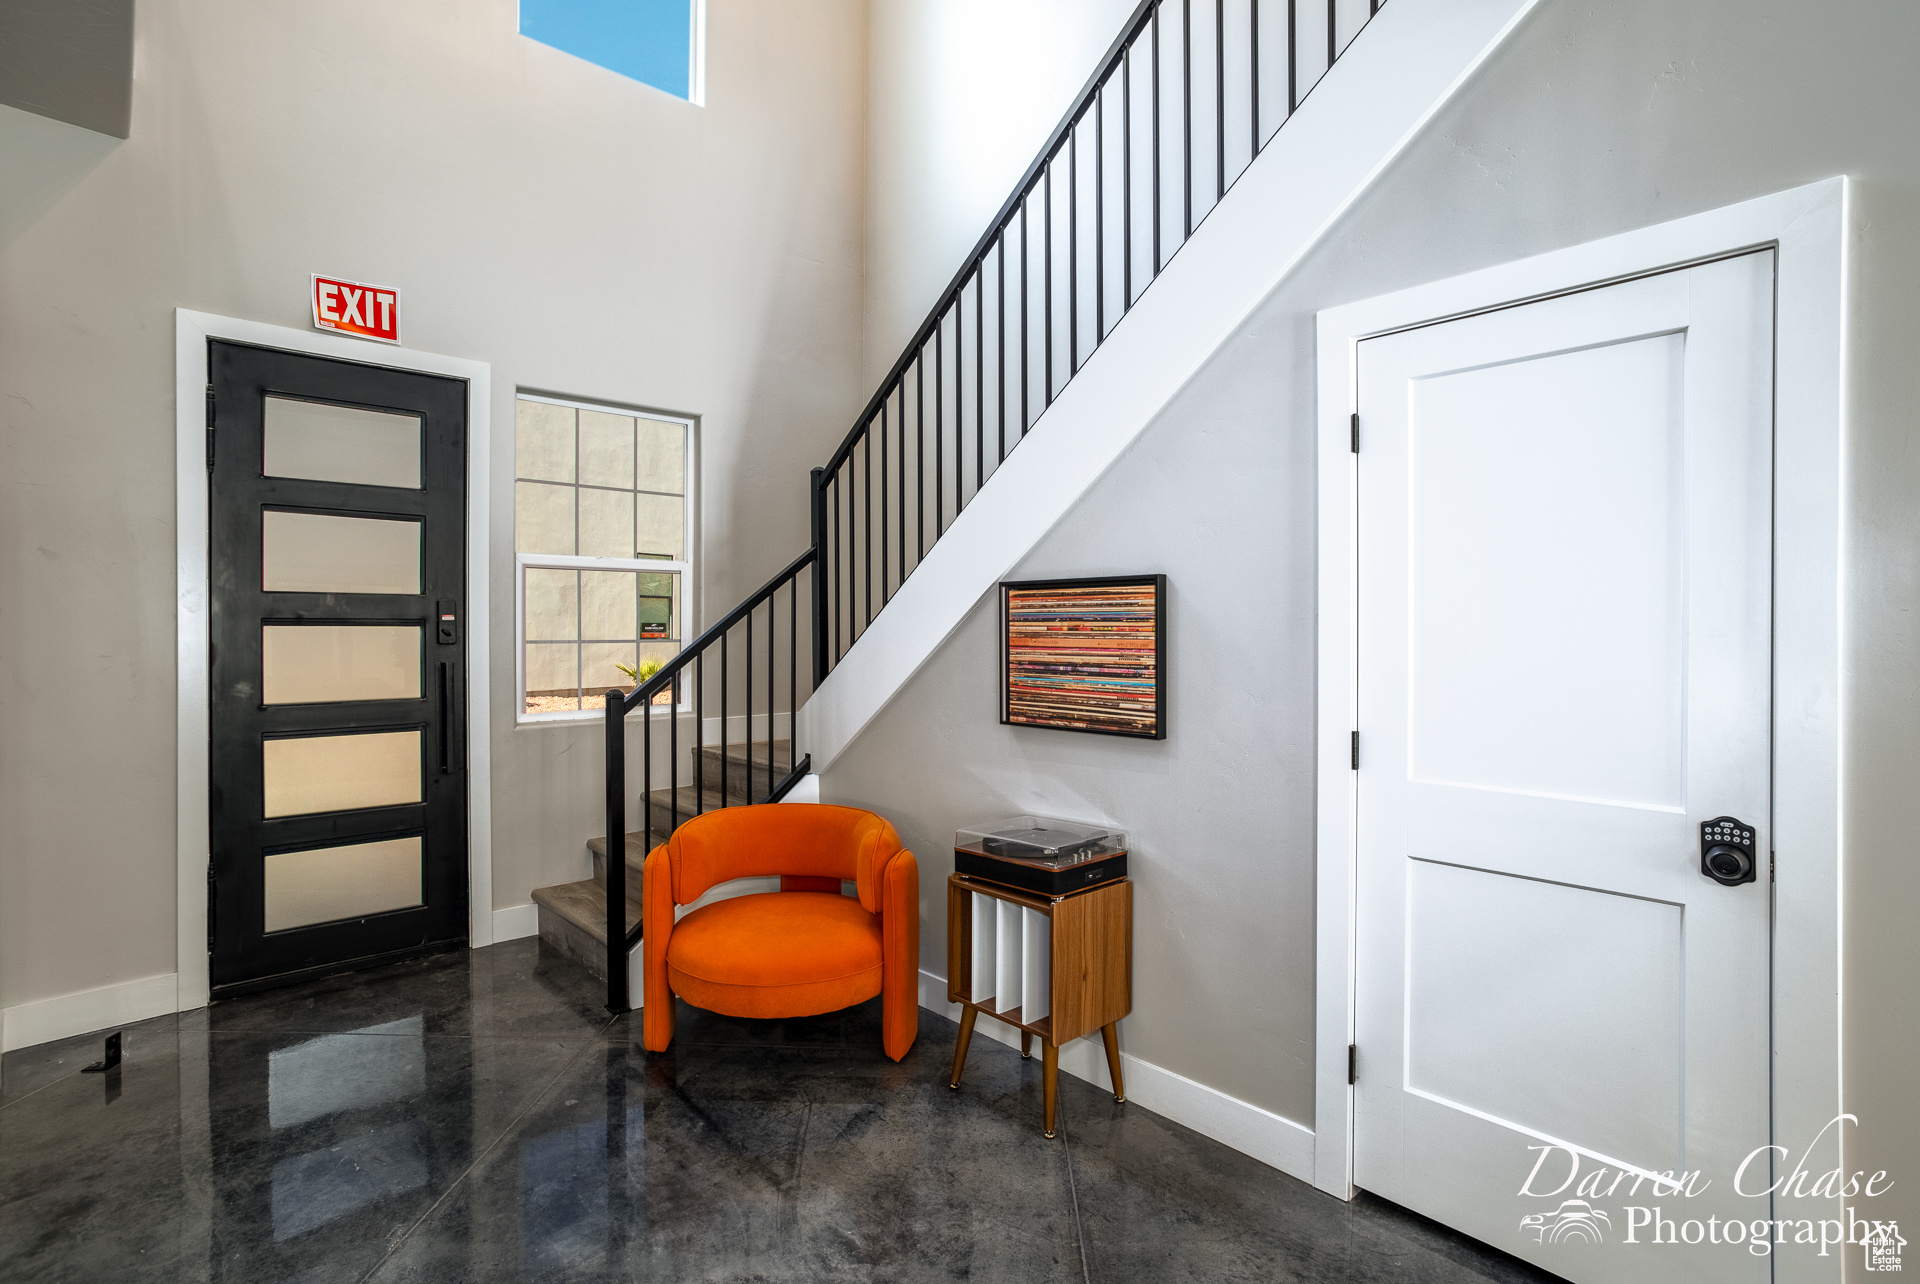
left=311, top=274, right=400, bottom=343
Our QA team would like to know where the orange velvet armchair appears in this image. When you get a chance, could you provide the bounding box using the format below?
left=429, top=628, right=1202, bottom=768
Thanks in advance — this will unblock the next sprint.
left=641, top=803, right=920, bottom=1061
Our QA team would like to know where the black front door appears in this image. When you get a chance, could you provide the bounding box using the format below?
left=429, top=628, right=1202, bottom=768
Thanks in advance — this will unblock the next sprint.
left=208, top=341, right=468, bottom=994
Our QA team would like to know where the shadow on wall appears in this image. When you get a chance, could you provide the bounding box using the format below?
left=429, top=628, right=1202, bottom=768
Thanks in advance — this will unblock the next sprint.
left=0, top=105, right=120, bottom=253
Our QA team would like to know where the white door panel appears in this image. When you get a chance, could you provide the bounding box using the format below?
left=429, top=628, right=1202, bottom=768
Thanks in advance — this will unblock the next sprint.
left=1353, top=252, right=1774, bottom=1284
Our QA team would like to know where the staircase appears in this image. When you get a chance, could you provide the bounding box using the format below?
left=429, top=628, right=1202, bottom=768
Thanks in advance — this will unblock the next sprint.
left=531, top=740, right=792, bottom=981
left=522, top=0, right=1539, bottom=1011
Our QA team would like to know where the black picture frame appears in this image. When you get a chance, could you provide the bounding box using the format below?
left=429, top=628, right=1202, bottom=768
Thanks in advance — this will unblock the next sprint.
left=1000, top=574, right=1167, bottom=740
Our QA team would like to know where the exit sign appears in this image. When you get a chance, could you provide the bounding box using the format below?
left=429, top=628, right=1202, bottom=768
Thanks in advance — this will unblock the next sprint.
left=311, top=274, right=400, bottom=343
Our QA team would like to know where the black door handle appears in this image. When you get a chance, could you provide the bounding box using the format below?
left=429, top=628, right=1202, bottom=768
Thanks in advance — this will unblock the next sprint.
left=438, top=661, right=456, bottom=774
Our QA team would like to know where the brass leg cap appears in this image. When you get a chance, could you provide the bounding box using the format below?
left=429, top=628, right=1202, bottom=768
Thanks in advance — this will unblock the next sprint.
left=1114, top=1095, right=1126, bottom=1104
left=948, top=1082, right=960, bottom=1090
left=1044, top=1130, right=1056, bottom=1139
left=1021, top=1051, right=1031, bottom=1059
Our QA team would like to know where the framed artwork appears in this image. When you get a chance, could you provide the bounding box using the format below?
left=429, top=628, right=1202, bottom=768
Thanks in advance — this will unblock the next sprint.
left=1000, top=574, right=1166, bottom=739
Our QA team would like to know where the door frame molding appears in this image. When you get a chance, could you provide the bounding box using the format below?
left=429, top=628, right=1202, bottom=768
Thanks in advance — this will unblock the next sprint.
left=1312, top=179, right=1847, bottom=1281
left=174, top=309, right=494, bottom=1012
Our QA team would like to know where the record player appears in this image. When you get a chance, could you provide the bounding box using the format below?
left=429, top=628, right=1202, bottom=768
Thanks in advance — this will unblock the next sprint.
left=953, top=815, right=1128, bottom=897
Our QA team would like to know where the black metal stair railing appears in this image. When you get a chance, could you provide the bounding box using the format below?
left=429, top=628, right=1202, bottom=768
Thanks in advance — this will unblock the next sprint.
left=811, top=0, right=1385, bottom=680
left=604, top=0, right=1385, bottom=1010
left=600, top=549, right=815, bottom=1011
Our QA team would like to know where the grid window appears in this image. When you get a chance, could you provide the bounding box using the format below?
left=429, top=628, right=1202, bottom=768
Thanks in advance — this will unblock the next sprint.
left=516, top=395, right=692, bottom=719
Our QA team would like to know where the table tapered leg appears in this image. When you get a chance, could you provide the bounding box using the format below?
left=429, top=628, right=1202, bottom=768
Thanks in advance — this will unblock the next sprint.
left=1042, top=1041, right=1060, bottom=1137
left=949, top=1006, right=978, bottom=1089
left=1101, top=1023, right=1126, bottom=1102
left=1021, top=1032, right=1032, bottom=1059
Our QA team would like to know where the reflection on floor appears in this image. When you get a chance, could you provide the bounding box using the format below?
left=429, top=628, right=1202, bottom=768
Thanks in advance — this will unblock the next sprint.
left=0, top=938, right=1564, bottom=1283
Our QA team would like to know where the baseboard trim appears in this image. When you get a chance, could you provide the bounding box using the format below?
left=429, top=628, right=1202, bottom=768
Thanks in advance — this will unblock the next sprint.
left=917, top=969, right=1314, bottom=1183
left=491, top=903, right=539, bottom=943
left=1, top=972, right=181, bottom=1054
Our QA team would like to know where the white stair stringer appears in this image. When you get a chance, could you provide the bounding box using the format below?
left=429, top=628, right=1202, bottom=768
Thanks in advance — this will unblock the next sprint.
left=800, top=0, right=1540, bottom=771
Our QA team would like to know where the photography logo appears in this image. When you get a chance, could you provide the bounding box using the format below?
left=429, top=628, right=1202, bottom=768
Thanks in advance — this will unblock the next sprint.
left=1520, top=1201, right=1612, bottom=1245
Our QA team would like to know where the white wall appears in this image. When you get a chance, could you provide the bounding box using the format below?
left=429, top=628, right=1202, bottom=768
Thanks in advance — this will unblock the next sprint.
left=862, top=0, right=1137, bottom=388
left=0, top=0, right=867, bottom=1016
left=826, top=0, right=1920, bottom=1217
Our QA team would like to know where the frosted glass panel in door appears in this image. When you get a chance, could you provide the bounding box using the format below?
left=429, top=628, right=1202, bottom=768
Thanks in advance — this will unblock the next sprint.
left=262, top=625, right=421, bottom=704
left=262, top=512, right=421, bottom=595
left=263, top=837, right=423, bottom=932
left=263, top=397, right=423, bottom=489
left=263, top=730, right=422, bottom=818
left=1406, top=334, right=1686, bottom=811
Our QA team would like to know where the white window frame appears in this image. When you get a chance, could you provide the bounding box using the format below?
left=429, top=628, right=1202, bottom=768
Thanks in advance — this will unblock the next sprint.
left=513, top=392, right=696, bottom=726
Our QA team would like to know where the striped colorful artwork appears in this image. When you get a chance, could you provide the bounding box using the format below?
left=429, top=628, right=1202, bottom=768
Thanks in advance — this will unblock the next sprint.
left=1002, top=576, right=1165, bottom=738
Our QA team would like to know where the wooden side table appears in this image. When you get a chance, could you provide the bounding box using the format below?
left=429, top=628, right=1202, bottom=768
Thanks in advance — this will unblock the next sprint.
left=945, top=871, right=1132, bottom=1137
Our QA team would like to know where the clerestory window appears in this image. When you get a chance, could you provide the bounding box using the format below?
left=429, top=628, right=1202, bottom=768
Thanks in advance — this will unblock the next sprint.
left=518, top=0, right=706, bottom=104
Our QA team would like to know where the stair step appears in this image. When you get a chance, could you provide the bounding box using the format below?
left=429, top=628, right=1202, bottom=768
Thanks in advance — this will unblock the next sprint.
left=585, top=784, right=756, bottom=885
left=693, top=739, right=793, bottom=802
left=531, top=879, right=640, bottom=982
left=584, top=757, right=798, bottom=899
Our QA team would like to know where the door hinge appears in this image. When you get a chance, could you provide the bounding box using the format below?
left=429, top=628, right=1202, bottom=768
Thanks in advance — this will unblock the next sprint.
left=205, top=387, right=216, bottom=472
left=1350, top=412, right=1359, bottom=454
left=1348, top=1044, right=1358, bottom=1085
left=1351, top=731, right=1359, bottom=770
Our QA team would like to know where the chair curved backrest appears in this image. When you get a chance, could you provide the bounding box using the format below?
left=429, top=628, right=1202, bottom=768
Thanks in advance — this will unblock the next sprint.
left=660, top=804, right=903, bottom=914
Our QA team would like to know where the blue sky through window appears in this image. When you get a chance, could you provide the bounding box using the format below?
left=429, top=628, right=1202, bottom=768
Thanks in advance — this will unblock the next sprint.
left=520, top=0, right=695, bottom=101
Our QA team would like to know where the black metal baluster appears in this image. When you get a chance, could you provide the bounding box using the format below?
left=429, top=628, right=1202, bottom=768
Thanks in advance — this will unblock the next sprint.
left=1326, top=0, right=1335, bottom=70
left=642, top=692, right=652, bottom=848
left=831, top=473, right=840, bottom=662
left=997, top=229, right=1007, bottom=462
left=1069, top=124, right=1078, bottom=377
left=718, top=629, right=727, bottom=812
left=1123, top=41, right=1133, bottom=311
left=810, top=467, right=827, bottom=683
left=1096, top=85, right=1105, bottom=343
left=880, top=403, right=889, bottom=603
left=786, top=581, right=796, bottom=796
left=604, top=690, right=626, bottom=1011
left=897, top=384, right=906, bottom=580
left=863, top=421, right=872, bottom=627
left=1251, top=0, right=1261, bottom=154
left=1044, top=163, right=1054, bottom=406
left=742, top=611, right=750, bottom=809
left=935, top=313, right=945, bottom=535
left=1183, top=0, right=1192, bottom=239
left=1152, top=4, right=1162, bottom=274
left=975, top=268, right=983, bottom=494
left=1287, top=0, right=1297, bottom=113
left=1215, top=0, right=1226, bottom=201
left=1020, top=197, right=1030, bottom=435
left=675, top=656, right=685, bottom=835
left=916, top=353, right=925, bottom=559
left=957, top=285, right=968, bottom=513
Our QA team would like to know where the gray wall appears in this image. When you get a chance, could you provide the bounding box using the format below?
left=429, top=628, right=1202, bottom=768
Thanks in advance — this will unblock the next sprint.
left=0, top=0, right=134, bottom=138
left=825, top=0, right=1920, bottom=1221
left=0, top=0, right=867, bottom=1011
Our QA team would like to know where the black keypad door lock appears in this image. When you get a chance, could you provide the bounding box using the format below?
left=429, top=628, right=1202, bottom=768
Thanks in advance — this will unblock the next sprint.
left=1700, top=816, right=1757, bottom=886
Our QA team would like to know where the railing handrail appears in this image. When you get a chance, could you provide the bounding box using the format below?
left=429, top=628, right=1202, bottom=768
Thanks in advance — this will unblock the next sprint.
left=618, top=545, right=816, bottom=714
left=818, top=0, right=1159, bottom=480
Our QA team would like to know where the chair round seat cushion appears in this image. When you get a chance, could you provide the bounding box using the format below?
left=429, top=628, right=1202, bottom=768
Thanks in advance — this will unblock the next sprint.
left=665, top=891, right=884, bottom=1019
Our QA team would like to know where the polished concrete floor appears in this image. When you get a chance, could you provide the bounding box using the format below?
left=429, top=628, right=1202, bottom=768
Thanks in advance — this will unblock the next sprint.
left=0, top=938, right=1563, bottom=1283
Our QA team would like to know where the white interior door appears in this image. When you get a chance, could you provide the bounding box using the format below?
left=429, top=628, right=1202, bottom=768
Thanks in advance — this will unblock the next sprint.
left=1352, top=252, right=1774, bottom=1284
